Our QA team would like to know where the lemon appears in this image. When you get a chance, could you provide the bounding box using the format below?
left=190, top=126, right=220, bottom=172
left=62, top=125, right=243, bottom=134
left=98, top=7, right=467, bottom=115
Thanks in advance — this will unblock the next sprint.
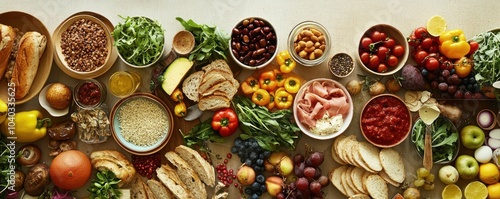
left=479, top=163, right=500, bottom=184
left=427, top=15, right=447, bottom=36
left=0, top=99, right=6, bottom=124
left=442, top=184, right=462, bottom=199
left=489, top=182, right=500, bottom=199
left=465, top=181, right=489, bottom=199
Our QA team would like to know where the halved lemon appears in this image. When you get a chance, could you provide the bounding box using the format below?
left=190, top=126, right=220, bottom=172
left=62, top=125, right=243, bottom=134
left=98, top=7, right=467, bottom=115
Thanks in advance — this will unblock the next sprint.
left=464, top=181, right=488, bottom=199
left=442, top=184, right=462, bottom=199
left=427, top=15, right=447, bottom=36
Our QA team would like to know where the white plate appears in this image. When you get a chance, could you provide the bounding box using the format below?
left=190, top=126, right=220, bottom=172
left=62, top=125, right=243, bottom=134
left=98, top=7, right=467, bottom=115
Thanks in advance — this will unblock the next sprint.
left=38, top=83, right=70, bottom=117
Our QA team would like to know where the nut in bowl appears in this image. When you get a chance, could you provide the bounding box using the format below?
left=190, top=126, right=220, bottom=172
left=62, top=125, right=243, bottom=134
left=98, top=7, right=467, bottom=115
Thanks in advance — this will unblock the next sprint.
left=53, top=14, right=114, bottom=79
left=110, top=93, right=173, bottom=155
left=113, top=16, right=165, bottom=68
left=293, top=78, right=353, bottom=140
left=357, top=24, right=409, bottom=76
left=288, top=21, right=331, bottom=67
left=230, top=17, right=278, bottom=70
left=360, top=94, right=411, bottom=148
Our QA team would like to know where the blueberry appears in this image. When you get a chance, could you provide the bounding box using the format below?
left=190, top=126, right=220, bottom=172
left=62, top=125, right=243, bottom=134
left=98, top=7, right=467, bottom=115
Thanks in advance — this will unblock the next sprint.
left=249, top=152, right=258, bottom=160
left=256, top=159, right=264, bottom=166
left=245, top=159, right=253, bottom=167
left=256, top=174, right=265, bottom=183
left=263, top=151, right=271, bottom=158
left=240, top=158, right=246, bottom=163
left=251, top=193, right=259, bottom=199
left=234, top=137, right=242, bottom=146
left=231, top=146, right=238, bottom=154
left=260, top=184, right=267, bottom=192
left=469, top=77, right=476, bottom=83
left=245, top=187, right=253, bottom=195
left=254, top=165, right=263, bottom=173
left=248, top=138, right=256, bottom=143
left=421, top=69, right=429, bottom=76
left=251, top=182, right=260, bottom=191
left=258, top=153, right=265, bottom=159
left=255, top=190, right=263, bottom=196
left=450, top=68, right=456, bottom=74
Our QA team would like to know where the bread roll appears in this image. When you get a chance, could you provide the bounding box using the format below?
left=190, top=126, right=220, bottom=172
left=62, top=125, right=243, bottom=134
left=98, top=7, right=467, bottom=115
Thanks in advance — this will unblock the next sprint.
left=0, top=24, right=16, bottom=80
left=11, top=31, right=46, bottom=99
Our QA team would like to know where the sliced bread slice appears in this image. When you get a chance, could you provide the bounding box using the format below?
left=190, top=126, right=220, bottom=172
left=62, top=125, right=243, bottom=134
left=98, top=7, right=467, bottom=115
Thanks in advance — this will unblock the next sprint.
left=348, top=194, right=371, bottom=199
left=131, top=175, right=150, bottom=199
left=147, top=179, right=175, bottom=199
left=202, top=59, right=233, bottom=76
left=165, top=151, right=207, bottom=199
left=156, top=164, right=192, bottom=199
left=379, top=170, right=400, bottom=187
left=329, top=166, right=348, bottom=197
left=198, top=71, right=226, bottom=94
left=379, top=148, right=405, bottom=183
left=363, top=174, right=388, bottom=199
left=198, top=95, right=230, bottom=111
left=175, top=145, right=215, bottom=187
left=182, top=71, right=204, bottom=102
left=358, top=142, right=382, bottom=172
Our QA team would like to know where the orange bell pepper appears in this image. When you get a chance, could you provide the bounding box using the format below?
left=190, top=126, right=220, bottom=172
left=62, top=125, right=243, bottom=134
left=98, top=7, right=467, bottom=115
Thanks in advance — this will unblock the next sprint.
left=259, top=70, right=278, bottom=91
left=454, top=57, right=473, bottom=78
left=240, top=76, right=260, bottom=95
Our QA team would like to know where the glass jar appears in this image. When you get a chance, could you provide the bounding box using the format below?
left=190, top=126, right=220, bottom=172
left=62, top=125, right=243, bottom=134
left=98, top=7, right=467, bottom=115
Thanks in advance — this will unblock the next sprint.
left=73, top=78, right=107, bottom=110
left=288, top=21, right=331, bottom=67
left=109, top=71, right=141, bottom=98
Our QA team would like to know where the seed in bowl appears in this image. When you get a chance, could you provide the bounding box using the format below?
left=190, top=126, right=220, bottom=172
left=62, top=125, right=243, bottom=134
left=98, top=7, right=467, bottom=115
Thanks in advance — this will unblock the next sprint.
left=118, top=98, right=169, bottom=146
left=293, top=27, right=326, bottom=60
left=231, top=18, right=277, bottom=66
left=329, top=53, right=354, bottom=77
left=61, top=18, right=108, bottom=72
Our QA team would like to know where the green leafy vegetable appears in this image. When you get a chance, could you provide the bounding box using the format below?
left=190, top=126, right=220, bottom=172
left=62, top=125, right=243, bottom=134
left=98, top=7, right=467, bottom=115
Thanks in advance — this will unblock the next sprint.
left=112, top=16, right=165, bottom=66
left=87, top=170, right=122, bottom=199
left=176, top=17, right=230, bottom=63
left=411, top=117, right=459, bottom=163
left=232, top=95, right=300, bottom=151
left=182, top=119, right=225, bottom=151
left=472, top=31, right=500, bottom=84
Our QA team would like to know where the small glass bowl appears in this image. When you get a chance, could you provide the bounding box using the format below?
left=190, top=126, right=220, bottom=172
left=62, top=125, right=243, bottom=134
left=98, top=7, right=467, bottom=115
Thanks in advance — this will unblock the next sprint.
left=288, top=21, right=331, bottom=67
left=73, top=79, right=107, bottom=109
left=329, top=53, right=354, bottom=78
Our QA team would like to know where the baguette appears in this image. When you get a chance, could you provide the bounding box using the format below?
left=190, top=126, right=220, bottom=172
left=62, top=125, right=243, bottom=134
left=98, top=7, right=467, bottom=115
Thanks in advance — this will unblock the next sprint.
left=147, top=179, right=175, bottom=199
left=156, top=164, right=192, bottom=199
left=174, top=145, right=215, bottom=187
left=165, top=151, right=207, bottom=199
left=90, top=150, right=136, bottom=187
left=0, top=24, right=15, bottom=80
left=11, top=31, right=46, bottom=99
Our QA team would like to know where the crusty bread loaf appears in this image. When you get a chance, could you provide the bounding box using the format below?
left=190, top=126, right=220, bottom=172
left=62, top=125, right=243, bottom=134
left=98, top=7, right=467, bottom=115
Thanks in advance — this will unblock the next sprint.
left=0, top=24, right=15, bottom=80
left=174, top=145, right=215, bottom=187
left=182, top=70, right=204, bottom=102
left=198, top=95, right=230, bottom=111
left=212, top=182, right=228, bottom=199
left=156, top=164, right=192, bottom=199
left=165, top=151, right=207, bottom=199
left=201, top=59, right=233, bottom=76
left=363, top=174, right=388, bottom=199
left=147, top=179, right=175, bottom=199
left=11, top=31, right=46, bottom=99
left=90, top=150, right=136, bottom=188
left=131, top=175, right=156, bottom=199
left=379, top=148, right=405, bottom=184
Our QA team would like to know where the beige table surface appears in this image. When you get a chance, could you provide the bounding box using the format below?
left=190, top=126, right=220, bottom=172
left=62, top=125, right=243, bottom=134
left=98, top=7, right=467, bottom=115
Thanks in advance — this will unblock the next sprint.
left=3, top=0, right=500, bottom=198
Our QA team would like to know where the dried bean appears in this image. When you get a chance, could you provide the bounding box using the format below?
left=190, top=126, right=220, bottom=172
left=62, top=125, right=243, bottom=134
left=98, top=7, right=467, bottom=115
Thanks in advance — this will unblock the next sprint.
left=231, top=18, right=277, bottom=67
left=292, top=27, right=327, bottom=60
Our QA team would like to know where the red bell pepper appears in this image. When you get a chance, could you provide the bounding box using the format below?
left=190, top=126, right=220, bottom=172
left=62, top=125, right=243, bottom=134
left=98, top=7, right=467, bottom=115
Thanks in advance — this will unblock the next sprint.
left=211, top=108, right=239, bottom=137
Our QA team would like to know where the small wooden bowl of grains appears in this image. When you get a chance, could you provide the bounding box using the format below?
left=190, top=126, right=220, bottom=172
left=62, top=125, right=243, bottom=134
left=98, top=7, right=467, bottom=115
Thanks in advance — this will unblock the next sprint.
left=329, top=53, right=354, bottom=78
left=53, top=14, right=115, bottom=79
left=110, top=92, right=174, bottom=155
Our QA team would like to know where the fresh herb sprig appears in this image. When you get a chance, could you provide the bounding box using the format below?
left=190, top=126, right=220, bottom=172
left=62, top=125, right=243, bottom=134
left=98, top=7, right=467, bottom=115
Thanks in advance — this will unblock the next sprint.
left=176, top=17, right=230, bottom=63
left=232, top=95, right=300, bottom=151
left=182, top=119, right=225, bottom=151
left=88, top=170, right=122, bottom=199
left=411, top=117, right=459, bottom=163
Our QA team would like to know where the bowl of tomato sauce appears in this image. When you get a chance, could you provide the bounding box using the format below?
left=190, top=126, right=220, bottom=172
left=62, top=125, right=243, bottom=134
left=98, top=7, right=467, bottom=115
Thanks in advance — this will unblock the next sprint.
left=73, top=79, right=107, bottom=109
left=360, top=94, right=412, bottom=148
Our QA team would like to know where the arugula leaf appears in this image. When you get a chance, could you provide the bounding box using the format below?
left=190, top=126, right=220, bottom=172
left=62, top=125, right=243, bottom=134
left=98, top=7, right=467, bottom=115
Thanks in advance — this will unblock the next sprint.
left=176, top=17, right=230, bottom=63
left=411, top=117, right=459, bottom=163
left=472, top=31, right=500, bottom=84
left=182, top=119, right=225, bottom=151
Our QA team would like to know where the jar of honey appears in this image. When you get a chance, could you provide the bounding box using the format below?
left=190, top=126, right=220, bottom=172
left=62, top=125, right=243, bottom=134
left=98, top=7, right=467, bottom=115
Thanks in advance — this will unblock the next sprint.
left=109, top=71, right=141, bottom=98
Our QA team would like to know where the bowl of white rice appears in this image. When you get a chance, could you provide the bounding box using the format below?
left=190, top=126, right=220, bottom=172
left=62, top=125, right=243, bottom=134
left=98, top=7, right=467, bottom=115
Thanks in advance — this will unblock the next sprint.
left=110, top=92, right=173, bottom=155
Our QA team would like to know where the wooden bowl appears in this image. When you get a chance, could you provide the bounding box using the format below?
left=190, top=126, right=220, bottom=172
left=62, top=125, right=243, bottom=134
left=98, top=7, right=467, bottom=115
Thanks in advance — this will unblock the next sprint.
left=53, top=14, right=115, bottom=79
left=356, top=24, right=409, bottom=76
left=360, top=94, right=412, bottom=148
left=110, top=93, right=173, bottom=155
left=0, top=11, right=54, bottom=104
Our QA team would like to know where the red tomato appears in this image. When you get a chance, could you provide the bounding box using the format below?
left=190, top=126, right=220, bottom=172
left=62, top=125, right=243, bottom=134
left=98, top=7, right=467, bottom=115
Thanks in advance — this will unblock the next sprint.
left=408, top=34, right=420, bottom=47
left=379, top=32, right=387, bottom=41
left=392, top=45, right=405, bottom=57
left=413, top=50, right=428, bottom=65
left=414, top=27, right=428, bottom=39
left=428, top=45, right=439, bottom=53
left=360, top=37, right=373, bottom=50
left=377, top=46, right=389, bottom=62
left=425, top=57, right=439, bottom=71
left=421, top=38, right=433, bottom=50
left=468, top=41, right=479, bottom=55
left=369, top=55, right=380, bottom=69
left=387, top=55, right=398, bottom=67
left=377, top=64, right=388, bottom=73
left=384, top=38, right=396, bottom=48
left=371, top=31, right=383, bottom=42
left=440, top=60, right=453, bottom=70
left=360, top=52, right=370, bottom=64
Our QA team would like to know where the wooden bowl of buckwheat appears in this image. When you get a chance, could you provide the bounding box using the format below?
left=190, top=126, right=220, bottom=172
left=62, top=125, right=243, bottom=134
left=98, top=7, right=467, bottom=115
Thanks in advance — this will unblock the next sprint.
left=53, top=14, right=116, bottom=79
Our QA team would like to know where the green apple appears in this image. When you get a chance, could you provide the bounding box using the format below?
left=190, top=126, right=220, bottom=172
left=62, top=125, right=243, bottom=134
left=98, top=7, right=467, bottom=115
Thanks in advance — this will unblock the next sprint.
left=455, top=155, right=479, bottom=180
left=460, top=125, right=485, bottom=149
left=438, top=165, right=459, bottom=184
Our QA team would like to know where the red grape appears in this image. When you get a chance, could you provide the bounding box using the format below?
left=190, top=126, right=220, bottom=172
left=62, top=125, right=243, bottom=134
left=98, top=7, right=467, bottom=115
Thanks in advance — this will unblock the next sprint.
left=309, top=152, right=324, bottom=167
left=309, top=181, right=322, bottom=194
left=296, top=177, right=309, bottom=192
left=304, top=167, right=316, bottom=179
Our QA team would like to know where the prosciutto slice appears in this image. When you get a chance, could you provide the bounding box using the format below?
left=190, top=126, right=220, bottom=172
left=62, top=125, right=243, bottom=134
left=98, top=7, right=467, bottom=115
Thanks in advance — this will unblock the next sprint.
left=296, top=80, right=350, bottom=129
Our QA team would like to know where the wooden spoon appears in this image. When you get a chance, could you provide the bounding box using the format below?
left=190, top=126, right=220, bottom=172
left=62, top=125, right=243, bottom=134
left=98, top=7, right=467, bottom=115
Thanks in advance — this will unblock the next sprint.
left=419, top=104, right=441, bottom=171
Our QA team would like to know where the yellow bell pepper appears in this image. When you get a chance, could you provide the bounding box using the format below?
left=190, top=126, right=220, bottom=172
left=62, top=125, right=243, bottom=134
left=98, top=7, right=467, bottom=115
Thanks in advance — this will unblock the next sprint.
left=439, top=30, right=471, bottom=59
left=277, top=50, right=296, bottom=73
left=240, top=76, right=260, bottom=95
left=174, top=101, right=187, bottom=117
left=252, top=89, right=271, bottom=106
left=1, top=110, right=51, bottom=143
left=0, top=99, right=7, bottom=124
left=275, top=90, right=293, bottom=109
left=259, top=70, right=278, bottom=91
left=170, top=88, right=184, bottom=102
left=284, top=77, right=301, bottom=94
left=275, top=70, right=286, bottom=87
left=266, top=91, right=276, bottom=110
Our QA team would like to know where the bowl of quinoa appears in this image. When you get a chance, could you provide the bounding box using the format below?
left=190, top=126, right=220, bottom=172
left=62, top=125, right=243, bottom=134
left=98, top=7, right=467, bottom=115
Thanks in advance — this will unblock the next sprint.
left=110, top=92, right=173, bottom=155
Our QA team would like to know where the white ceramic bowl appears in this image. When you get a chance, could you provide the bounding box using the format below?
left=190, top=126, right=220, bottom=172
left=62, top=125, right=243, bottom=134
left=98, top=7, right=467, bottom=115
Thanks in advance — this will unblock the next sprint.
left=38, top=83, right=71, bottom=117
left=293, top=78, right=353, bottom=140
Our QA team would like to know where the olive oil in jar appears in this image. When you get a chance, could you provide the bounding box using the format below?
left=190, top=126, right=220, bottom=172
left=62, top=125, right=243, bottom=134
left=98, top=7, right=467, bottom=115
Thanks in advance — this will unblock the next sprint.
left=109, top=71, right=141, bottom=98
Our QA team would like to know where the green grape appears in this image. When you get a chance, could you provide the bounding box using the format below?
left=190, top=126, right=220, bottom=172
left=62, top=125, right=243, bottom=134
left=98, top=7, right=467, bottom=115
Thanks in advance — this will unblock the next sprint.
left=425, top=173, right=435, bottom=182
left=416, top=167, right=430, bottom=178
left=422, top=183, right=435, bottom=190
left=413, top=179, right=425, bottom=187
